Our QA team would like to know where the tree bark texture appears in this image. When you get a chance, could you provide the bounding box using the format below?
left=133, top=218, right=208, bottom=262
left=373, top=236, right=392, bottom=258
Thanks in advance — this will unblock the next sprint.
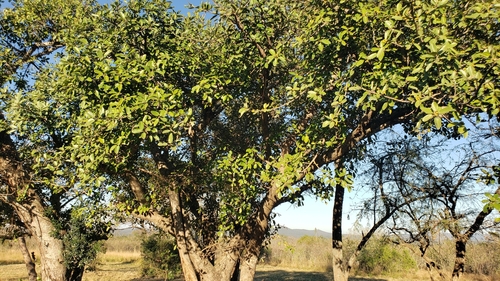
left=0, top=128, right=67, bottom=281
left=18, top=235, right=38, bottom=281
left=332, top=182, right=347, bottom=281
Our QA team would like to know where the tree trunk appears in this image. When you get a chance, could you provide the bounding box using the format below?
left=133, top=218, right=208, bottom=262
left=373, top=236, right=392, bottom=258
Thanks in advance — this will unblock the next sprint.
left=178, top=246, right=200, bottom=281
left=18, top=235, right=38, bottom=281
left=66, top=267, right=85, bottom=281
left=452, top=239, right=466, bottom=281
left=238, top=252, right=258, bottom=281
left=332, top=183, right=348, bottom=281
left=0, top=126, right=67, bottom=281
left=332, top=246, right=348, bottom=281
left=31, top=214, right=67, bottom=281
left=12, top=203, right=67, bottom=281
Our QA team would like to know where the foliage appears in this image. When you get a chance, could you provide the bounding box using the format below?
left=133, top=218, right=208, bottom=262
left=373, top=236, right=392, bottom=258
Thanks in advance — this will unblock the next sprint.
left=0, top=1, right=116, bottom=279
left=262, top=235, right=333, bottom=272
left=357, top=237, right=416, bottom=275
left=50, top=210, right=110, bottom=270
left=141, top=232, right=181, bottom=279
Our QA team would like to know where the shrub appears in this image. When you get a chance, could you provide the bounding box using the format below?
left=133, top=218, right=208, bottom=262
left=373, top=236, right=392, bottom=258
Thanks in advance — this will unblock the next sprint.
left=356, top=238, right=417, bottom=275
left=262, top=234, right=332, bottom=272
left=141, top=232, right=181, bottom=279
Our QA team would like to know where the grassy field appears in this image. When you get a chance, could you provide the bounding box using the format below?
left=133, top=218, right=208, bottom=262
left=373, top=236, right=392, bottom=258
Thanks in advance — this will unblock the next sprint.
left=2, top=254, right=490, bottom=281
left=0, top=261, right=430, bottom=281
left=1, top=257, right=496, bottom=281
left=1, top=233, right=498, bottom=281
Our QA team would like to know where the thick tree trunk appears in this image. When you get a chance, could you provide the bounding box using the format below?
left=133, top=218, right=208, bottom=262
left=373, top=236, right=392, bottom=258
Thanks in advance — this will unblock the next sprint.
left=0, top=125, right=67, bottom=281
left=31, top=214, right=67, bottom=281
left=12, top=203, right=67, bottom=281
left=238, top=252, right=258, bottom=281
left=18, top=236, right=38, bottom=281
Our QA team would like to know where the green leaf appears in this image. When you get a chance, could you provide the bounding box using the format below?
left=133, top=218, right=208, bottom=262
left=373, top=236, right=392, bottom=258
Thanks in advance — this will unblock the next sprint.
left=132, top=121, right=144, bottom=134
left=377, top=46, right=385, bottom=61
left=433, top=117, right=442, bottom=129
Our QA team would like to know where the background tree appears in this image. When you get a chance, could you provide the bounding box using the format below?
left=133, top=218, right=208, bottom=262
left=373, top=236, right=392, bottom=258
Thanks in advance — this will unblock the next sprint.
left=324, top=0, right=500, bottom=279
left=329, top=129, right=442, bottom=281
left=372, top=132, right=500, bottom=281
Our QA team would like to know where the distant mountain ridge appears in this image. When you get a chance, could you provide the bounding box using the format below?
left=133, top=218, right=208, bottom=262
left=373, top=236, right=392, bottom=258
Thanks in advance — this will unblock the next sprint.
left=112, top=226, right=335, bottom=239
left=277, top=228, right=331, bottom=239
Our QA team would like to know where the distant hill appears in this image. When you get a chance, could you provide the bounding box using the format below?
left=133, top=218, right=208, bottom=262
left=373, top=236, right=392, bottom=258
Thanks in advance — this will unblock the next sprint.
left=277, top=228, right=331, bottom=239
left=112, top=226, right=364, bottom=241
left=112, top=227, right=143, bottom=236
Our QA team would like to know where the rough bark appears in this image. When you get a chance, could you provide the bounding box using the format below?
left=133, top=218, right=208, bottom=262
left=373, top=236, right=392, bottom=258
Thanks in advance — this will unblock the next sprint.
left=238, top=254, right=258, bottom=281
left=0, top=125, right=67, bottom=281
left=18, top=235, right=38, bottom=281
left=332, top=182, right=347, bottom=281
left=452, top=240, right=466, bottom=281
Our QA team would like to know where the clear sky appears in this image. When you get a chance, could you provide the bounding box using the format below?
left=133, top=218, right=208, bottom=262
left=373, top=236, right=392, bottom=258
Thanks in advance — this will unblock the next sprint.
left=273, top=190, right=366, bottom=233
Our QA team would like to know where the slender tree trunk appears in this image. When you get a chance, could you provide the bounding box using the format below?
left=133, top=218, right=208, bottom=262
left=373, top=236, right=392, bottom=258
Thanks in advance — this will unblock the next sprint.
left=66, top=267, right=85, bottom=281
left=332, top=183, right=348, bottom=281
left=18, top=236, right=37, bottom=281
left=332, top=247, right=348, bottom=281
left=178, top=248, right=200, bottom=281
left=452, top=239, right=466, bottom=281
left=168, top=189, right=203, bottom=281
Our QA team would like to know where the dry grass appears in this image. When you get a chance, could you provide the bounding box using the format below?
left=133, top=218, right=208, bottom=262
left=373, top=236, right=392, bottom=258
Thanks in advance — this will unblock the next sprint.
left=0, top=247, right=25, bottom=265
left=2, top=233, right=498, bottom=281
left=1, top=261, right=496, bottom=281
left=97, top=250, right=142, bottom=263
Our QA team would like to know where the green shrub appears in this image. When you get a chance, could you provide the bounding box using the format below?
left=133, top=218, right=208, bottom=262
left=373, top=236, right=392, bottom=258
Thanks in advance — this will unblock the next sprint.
left=357, top=238, right=416, bottom=275
left=141, top=232, right=181, bottom=279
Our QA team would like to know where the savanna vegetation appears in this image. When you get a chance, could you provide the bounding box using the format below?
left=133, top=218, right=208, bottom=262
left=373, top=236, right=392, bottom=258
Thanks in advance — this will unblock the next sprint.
left=2, top=231, right=499, bottom=281
left=1, top=0, right=499, bottom=280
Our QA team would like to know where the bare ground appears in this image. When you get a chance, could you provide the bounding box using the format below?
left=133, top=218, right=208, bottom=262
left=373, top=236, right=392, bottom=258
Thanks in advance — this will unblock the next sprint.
left=0, top=263, right=420, bottom=281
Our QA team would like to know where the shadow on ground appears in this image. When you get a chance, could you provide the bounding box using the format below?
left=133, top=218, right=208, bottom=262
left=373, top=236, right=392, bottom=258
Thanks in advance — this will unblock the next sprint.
left=128, top=271, right=388, bottom=281
left=254, top=270, right=387, bottom=281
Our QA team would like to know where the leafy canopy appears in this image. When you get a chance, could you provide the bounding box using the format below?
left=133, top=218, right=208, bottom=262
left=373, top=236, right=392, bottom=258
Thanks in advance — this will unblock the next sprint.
left=3, top=0, right=499, bottom=253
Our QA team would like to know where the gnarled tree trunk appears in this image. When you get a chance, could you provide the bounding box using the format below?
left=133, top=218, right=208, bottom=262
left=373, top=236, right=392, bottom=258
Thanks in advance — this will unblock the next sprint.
left=0, top=128, right=68, bottom=281
left=18, top=236, right=37, bottom=281
left=13, top=203, right=67, bottom=281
